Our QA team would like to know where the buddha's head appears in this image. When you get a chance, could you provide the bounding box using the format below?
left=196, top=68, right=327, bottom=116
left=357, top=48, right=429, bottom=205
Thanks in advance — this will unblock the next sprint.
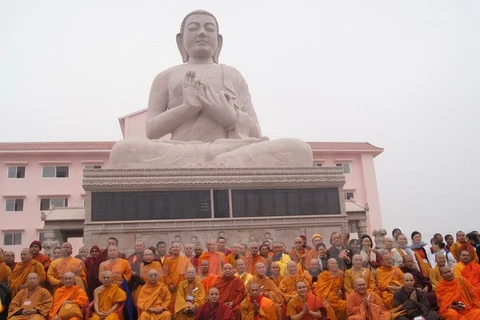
left=177, top=10, right=223, bottom=64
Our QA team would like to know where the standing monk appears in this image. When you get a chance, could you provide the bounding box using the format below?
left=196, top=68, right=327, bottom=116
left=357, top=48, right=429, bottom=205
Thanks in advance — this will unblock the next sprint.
left=127, top=240, right=146, bottom=275
left=7, top=273, right=52, bottom=320
left=48, top=272, right=88, bottom=320
left=198, top=260, right=217, bottom=293
left=99, top=246, right=132, bottom=285
left=30, top=241, right=50, bottom=272
left=315, top=258, right=347, bottom=320
left=243, top=242, right=267, bottom=276
left=9, top=248, right=46, bottom=298
left=137, top=269, right=172, bottom=320
left=436, top=265, right=480, bottom=320
left=212, top=263, right=245, bottom=319
left=0, top=248, right=12, bottom=284
left=47, top=242, right=86, bottom=295
left=347, top=278, right=391, bottom=320
left=234, top=259, right=252, bottom=287
left=375, top=253, right=404, bottom=308
left=174, top=267, right=206, bottom=320
left=91, top=271, right=127, bottom=320
left=450, top=231, right=479, bottom=263
left=452, top=250, right=480, bottom=290
left=225, top=243, right=241, bottom=269
left=164, top=242, right=193, bottom=310
left=199, top=240, right=226, bottom=276
left=4, top=251, right=16, bottom=271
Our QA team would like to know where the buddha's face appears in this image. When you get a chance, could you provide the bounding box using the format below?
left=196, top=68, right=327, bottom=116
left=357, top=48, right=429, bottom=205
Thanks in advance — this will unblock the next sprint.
left=182, top=14, right=218, bottom=61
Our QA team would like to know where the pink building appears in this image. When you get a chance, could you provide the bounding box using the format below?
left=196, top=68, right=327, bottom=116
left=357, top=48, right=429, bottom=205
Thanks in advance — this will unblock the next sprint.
left=0, top=110, right=383, bottom=256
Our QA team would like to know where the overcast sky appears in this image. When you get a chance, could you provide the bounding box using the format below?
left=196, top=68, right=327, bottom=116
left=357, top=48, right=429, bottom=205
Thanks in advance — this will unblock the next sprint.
left=1, top=1, right=479, bottom=242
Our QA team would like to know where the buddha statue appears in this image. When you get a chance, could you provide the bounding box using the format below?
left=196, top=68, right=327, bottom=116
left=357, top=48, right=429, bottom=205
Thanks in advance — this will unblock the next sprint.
left=109, top=10, right=313, bottom=168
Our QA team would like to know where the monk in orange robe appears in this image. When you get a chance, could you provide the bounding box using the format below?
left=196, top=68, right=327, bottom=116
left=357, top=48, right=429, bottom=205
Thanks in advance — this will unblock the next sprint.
left=48, top=272, right=88, bottom=320
left=9, top=248, right=47, bottom=298
left=286, top=280, right=331, bottom=320
left=269, top=262, right=284, bottom=287
left=198, top=240, right=226, bottom=276
left=240, top=283, right=277, bottom=320
left=347, top=278, right=391, bottom=320
left=132, top=249, right=164, bottom=305
left=375, top=253, right=404, bottom=308
left=137, top=269, right=172, bottom=320
left=91, top=271, right=127, bottom=320
left=246, top=262, right=284, bottom=313
left=450, top=231, right=479, bottom=263
left=30, top=241, right=50, bottom=272
left=429, top=253, right=447, bottom=291
left=0, top=249, right=12, bottom=284
left=452, top=250, right=480, bottom=290
left=225, top=243, right=242, bottom=269
left=8, top=273, right=52, bottom=320
left=174, top=267, right=206, bottom=320
left=212, top=263, right=245, bottom=319
left=315, top=258, right=347, bottom=320
left=343, top=254, right=378, bottom=297
left=198, top=260, right=218, bottom=293
left=98, top=245, right=132, bottom=285
left=47, top=243, right=86, bottom=294
left=279, top=261, right=312, bottom=303
left=436, top=265, right=480, bottom=320
left=288, top=237, right=307, bottom=265
left=233, top=259, right=252, bottom=287
left=243, top=242, right=267, bottom=276
left=164, top=242, right=193, bottom=310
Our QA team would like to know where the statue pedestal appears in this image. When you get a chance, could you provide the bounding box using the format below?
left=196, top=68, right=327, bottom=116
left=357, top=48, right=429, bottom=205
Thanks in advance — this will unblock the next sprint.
left=83, top=167, right=348, bottom=251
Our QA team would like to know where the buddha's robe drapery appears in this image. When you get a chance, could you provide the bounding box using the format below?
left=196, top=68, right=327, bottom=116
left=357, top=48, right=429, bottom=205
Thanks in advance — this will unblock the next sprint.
left=243, top=255, right=267, bottom=276
left=9, top=260, right=47, bottom=298
left=278, top=273, right=312, bottom=302
left=240, top=295, right=277, bottom=320
left=8, top=287, right=53, bottom=320
left=99, top=258, right=132, bottom=283
left=343, top=268, right=378, bottom=296
left=198, top=252, right=226, bottom=276
left=194, top=302, right=234, bottom=320
left=453, top=261, right=480, bottom=290
left=436, top=276, right=480, bottom=320
left=174, top=280, right=206, bottom=320
left=451, top=241, right=479, bottom=263
left=346, top=291, right=390, bottom=320
left=199, top=273, right=217, bottom=293
left=270, top=275, right=284, bottom=288
left=213, top=275, right=245, bottom=317
left=0, top=261, right=12, bottom=284
left=286, top=293, right=331, bottom=320
left=47, top=256, right=86, bottom=294
left=48, top=285, right=88, bottom=320
left=137, top=282, right=172, bottom=320
left=314, top=270, right=347, bottom=320
left=429, top=266, right=442, bottom=291
left=375, top=266, right=404, bottom=308
left=91, top=284, right=127, bottom=320
left=246, top=275, right=283, bottom=307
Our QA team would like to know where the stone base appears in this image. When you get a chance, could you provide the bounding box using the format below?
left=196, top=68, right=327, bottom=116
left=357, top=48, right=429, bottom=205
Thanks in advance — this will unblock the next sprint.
left=83, top=167, right=348, bottom=254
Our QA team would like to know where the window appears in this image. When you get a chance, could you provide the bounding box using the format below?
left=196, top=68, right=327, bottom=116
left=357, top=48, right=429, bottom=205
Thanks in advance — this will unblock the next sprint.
left=84, top=165, right=102, bottom=169
left=42, top=166, right=69, bottom=178
left=7, top=166, right=25, bottom=178
left=40, top=198, right=68, bottom=210
left=336, top=163, right=351, bottom=174
left=313, top=163, right=323, bottom=167
left=344, top=192, right=355, bottom=200
left=5, top=199, right=24, bottom=211
left=3, top=232, right=22, bottom=245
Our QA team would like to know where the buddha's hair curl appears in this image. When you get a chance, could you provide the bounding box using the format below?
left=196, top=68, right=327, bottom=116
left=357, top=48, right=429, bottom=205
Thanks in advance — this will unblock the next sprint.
left=180, top=10, right=219, bottom=34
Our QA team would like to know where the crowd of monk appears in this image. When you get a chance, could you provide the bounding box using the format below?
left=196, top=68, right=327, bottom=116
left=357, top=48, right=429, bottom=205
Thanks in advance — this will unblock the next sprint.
left=1, top=229, right=480, bottom=320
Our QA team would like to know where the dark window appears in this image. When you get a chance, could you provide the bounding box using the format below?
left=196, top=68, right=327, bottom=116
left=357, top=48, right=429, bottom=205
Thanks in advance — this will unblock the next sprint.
left=3, top=232, right=22, bottom=245
left=6, top=199, right=24, bottom=211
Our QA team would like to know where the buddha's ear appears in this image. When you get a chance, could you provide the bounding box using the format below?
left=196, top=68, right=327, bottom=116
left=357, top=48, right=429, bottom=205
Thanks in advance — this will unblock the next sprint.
left=213, top=34, right=223, bottom=64
left=176, top=33, right=188, bottom=63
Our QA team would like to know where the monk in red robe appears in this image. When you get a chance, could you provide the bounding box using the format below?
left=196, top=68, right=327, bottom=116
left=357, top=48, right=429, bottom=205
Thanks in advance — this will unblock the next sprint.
left=286, top=280, right=330, bottom=320
left=29, top=241, right=50, bottom=272
left=212, top=263, right=245, bottom=319
left=436, top=265, right=480, bottom=320
left=48, top=272, right=88, bottom=320
left=195, top=287, right=234, bottom=320
left=347, top=278, right=391, bottom=320
left=452, top=250, right=480, bottom=290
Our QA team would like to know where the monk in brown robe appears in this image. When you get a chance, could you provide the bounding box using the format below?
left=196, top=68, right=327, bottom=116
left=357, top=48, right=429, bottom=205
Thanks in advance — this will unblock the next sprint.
left=315, top=258, right=347, bottom=320
left=243, top=242, right=267, bottom=276
left=347, top=278, right=391, bottom=320
left=199, top=240, right=226, bottom=276
left=436, top=265, right=480, bottom=320
left=174, top=267, right=206, bottom=320
left=212, top=263, right=245, bottom=319
left=198, top=260, right=217, bottom=293
left=286, top=280, right=331, bottom=320
left=48, top=272, right=88, bottom=320
left=47, top=243, right=86, bottom=295
left=29, top=241, right=50, bottom=272
left=279, top=261, right=312, bottom=303
left=375, top=253, right=404, bottom=308
left=8, top=273, right=53, bottom=320
left=9, top=248, right=46, bottom=298
left=240, top=283, right=277, bottom=320
left=137, top=269, right=172, bottom=320
left=91, top=271, right=127, bottom=320
left=452, top=250, right=480, bottom=290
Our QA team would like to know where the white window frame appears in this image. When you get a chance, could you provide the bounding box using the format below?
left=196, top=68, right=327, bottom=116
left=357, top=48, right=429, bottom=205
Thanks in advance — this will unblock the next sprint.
left=40, top=198, right=68, bottom=210
left=7, top=166, right=26, bottom=179
left=3, top=232, right=22, bottom=246
left=344, top=191, right=355, bottom=200
left=336, top=163, right=351, bottom=174
left=41, top=166, right=69, bottom=178
left=5, top=198, right=24, bottom=211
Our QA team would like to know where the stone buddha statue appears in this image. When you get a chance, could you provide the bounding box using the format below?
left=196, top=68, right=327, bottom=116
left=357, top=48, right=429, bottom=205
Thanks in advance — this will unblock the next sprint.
left=109, top=10, right=312, bottom=168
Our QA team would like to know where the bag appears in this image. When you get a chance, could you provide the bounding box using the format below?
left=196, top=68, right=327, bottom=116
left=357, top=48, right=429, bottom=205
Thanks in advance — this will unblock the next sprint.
left=57, top=303, right=82, bottom=319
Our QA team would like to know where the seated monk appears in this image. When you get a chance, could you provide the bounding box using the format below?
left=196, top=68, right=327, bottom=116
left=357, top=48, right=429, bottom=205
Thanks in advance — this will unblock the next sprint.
left=164, top=242, right=193, bottom=310
left=8, top=273, right=53, bottom=320
left=137, top=269, right=172, bottom=320
left=429, top=253, right=447, bottom=291
left=286, top=280, right=332, bottom=320
left=279, top=261, right=312, bottom=303
left=347, top=278, right=391, bottom=320
left=212, top=263, right=245, bottom=319
left=9, top=248, right=47, bottom=298
left=399, top=255, right=437, bottom=309
left=435, top=265, right=480, bottom=320
left=392, top=273, right=439, bottom=320
left=132, top=249, right=164, bottom=305
left=269, top=262, right=284, bottom=287
left=48, top=272, right=88, bottom=320
left=452, top=250, right=480, bottom=290
left=246, top=262, right=283, bottom=317
left=375, top=253, right=404, bottom=308
left=240, top=283, right=277, bottom=320
left=91, top=271, right=127, bottom=320
left=174, top=267, right=206, bottom=319
left=109, top=9, right=312, bottom=169
left=194, top=287, right=234, bottom=320
left=233, top=259, right=252, bottom=287
left=198, top=260, right=218, bottom=293
left=343, top=254, right=378, bottom=297
left=315, top=258, right=347, bottom=320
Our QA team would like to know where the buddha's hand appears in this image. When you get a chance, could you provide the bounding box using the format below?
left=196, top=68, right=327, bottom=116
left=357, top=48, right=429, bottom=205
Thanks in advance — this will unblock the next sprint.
left=198, top=84, right=237, bottom=129
left=183, top=71, right=203, bottom=110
